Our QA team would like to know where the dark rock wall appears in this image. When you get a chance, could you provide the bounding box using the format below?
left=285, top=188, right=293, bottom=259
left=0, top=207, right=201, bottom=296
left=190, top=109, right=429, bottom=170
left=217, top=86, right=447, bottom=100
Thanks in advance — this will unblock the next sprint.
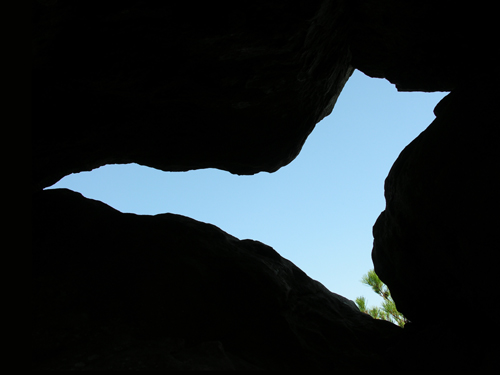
left=33, top=189, right=402, bottom=370
left=33, top=0, right=353, bottom=190
left=32, top=0, right=499, bottom=370
left=371, top=82, right=500, bottom=368
left=373, top=82, right=499, bottom=324
left=34, top=0, right=497, bottom=190
left=347, top=0, right=497, bottom=91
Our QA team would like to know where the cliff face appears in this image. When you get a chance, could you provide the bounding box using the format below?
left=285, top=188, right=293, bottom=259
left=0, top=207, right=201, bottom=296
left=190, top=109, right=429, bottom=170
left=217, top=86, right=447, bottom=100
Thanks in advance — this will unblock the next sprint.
left=33, top=0, right=499, bottom=370
left=371, top=82, right=500, bottom=369
left=33, top=188, right=401, bottom=370
left=33, top=0, right=353, bottom=190
left=373, top=82, right=499, bottom=325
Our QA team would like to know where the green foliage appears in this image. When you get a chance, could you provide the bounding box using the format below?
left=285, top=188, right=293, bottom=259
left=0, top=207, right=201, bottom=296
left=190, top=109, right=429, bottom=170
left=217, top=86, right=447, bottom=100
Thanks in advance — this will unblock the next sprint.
left=355, top=269, right=408, bottom=327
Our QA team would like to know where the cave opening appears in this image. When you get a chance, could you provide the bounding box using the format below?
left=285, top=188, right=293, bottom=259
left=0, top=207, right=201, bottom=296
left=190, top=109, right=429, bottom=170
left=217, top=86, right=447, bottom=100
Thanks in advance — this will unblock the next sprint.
left=45, top=69, right=448, bottom=308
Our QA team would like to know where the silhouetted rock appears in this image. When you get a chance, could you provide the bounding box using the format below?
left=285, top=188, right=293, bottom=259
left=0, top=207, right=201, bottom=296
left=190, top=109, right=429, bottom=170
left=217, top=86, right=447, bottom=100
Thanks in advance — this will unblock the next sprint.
left=372, top=82, right=500, bottom=369
left=33, top=189, right=402, bottom=370
left=347, top=1, right=496, bottom=91
left=33, top=0, right=498, bottom=192
left=33, top=0, right=353, bottom=190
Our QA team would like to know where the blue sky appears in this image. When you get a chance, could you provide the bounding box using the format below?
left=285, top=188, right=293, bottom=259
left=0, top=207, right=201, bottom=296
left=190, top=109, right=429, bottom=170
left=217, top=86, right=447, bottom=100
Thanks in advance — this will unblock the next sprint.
left=47, top=69, right=448, bottom=309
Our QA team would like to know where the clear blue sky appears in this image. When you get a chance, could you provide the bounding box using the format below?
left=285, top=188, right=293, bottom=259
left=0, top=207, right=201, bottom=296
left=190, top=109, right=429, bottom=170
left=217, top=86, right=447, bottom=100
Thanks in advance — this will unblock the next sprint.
left=47, top=70, right=448, bottom=309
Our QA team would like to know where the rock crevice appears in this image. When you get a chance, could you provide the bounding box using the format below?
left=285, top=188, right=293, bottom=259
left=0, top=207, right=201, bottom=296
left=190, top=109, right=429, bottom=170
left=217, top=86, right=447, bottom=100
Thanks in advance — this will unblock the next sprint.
left=32, top=0, right=499, bottom=370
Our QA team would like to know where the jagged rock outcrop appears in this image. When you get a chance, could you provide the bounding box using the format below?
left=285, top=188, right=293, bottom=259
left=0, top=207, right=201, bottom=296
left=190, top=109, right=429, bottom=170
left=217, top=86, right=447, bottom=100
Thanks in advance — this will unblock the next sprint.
left=372, top=82, right=500, bottom=369
left=33, top=189, right=402, bottom=370
left=33, top=0, right=353, bottom=191
left=33, top=0, right=497, bottom=191
left=347, top=0, right=497, bottom=91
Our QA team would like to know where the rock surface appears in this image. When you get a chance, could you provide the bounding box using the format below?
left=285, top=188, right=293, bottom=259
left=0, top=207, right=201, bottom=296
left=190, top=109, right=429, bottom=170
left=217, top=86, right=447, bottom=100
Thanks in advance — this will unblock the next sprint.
left=347, top=0, right=497, bottom=91
left=33, top=0, right=353, bottom=190
left=35, top=0, right=497, bottom=190
left=373, top=82, right=499, bottom=323
left=33, top=189, right=402, bottom=370
left=372, top=82, right=500, bottom=369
